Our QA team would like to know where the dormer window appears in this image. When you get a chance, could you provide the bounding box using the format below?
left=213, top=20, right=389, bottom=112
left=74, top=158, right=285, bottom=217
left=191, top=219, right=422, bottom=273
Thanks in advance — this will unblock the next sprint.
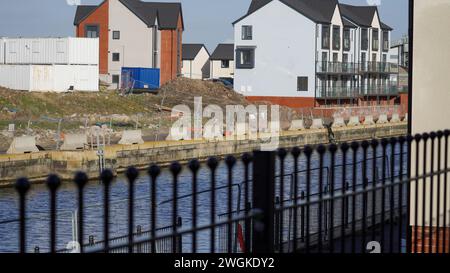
left=343, top=28, right=351, bottom=51
left=361, top=28, right=368, bottom=50
left=322, top=25, right=330, bottom=49
left=332, top=26, right=341, bottom=50
left=382, top=31, right=389, bottom=51
left=372, top=28, right=379, bottom=51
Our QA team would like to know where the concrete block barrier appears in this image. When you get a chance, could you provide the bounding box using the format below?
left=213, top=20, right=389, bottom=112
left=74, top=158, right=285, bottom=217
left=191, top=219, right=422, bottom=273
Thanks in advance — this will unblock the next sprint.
left=310, top=119, right=324, bottom=130
left=60, top=134, right=87, bottom=150
left=7, top=136, right=39, bottom=154
left=377, top=114, right=389, bottom=124
left=390, top=113, right=401, bottom=123
left=363, top=116, right=375, bottom=126
left=289, top=120, right=305, bottom=131
left=119, top=130, right=144, bottom=145
left=347, top=116, right=361, bottom=127
left=332, top=117, right=346, bottom=128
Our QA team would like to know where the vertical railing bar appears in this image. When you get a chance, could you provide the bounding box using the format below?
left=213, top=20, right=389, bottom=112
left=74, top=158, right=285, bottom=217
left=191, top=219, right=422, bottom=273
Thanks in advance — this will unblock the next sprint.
left=398, top=137, right=405, bottom=253
left=405, top=135, right=414, bottom=254
left=389, top=138, right=397, bottom=253
left=292, top=148, right=301, bottom=253
left=226, top=156, right=237, bottom=253
left=317, top=145, right=326, bottom=253
left=101, top=170, right=113, bottom=253
left=208, top=157, right=219, bottom=253
left=149, top=164, right=160, bottom=254
left=74, top=172, right=88, bottom=253
left=16, top=178, right=30, bottom=254
left=443, top=131, right=449, bottom=254
left=170, top=162, right=182, bottom=254
left=422, top=134, right=429, bottom=254
left=340, top=143, right=349, bottom=254
left=304, top=146, right=313, bottom=253
left=189, top=160, right=200, bottom=253
left=413, top=135, right=421, bottom=253
left=47, top=174, right=61, bottom=253
left=242, top=153, right=252, bottom=253
left=435, top=132, right=443, bottom=253
left=351, top=142, right=359, bottom=254
left=329, top=144, right=337, bottom=253
left=380, top=139, right=388, bottom=253
left=277, top=149, right=287, bottom=253
left=371, top=139, right=379, bottom=242
left=361, top=141, right=369, bottom=253
left=429, top=133, right=437, bottom=253
left=126, top=167, right=139, bottom=254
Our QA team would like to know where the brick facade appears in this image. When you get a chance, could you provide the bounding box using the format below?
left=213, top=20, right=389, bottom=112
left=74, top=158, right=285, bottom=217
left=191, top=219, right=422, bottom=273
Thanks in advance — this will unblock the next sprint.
left=411, top=226, right=450, bottom=253
left=245, top=96, right=316, bottom=108
left=160, top=14, right=183, bottom=85
left=76, top=1, right=109, bottom=75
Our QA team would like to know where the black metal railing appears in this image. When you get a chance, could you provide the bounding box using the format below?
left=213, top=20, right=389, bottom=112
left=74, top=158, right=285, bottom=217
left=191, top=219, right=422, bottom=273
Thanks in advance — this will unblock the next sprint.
left=316, top=62, right=399, bottom=75
left=9, top=131, right=450, bottom=253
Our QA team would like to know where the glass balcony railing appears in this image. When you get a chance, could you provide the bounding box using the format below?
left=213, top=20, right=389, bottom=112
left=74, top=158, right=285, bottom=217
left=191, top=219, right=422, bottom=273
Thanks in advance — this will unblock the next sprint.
left=316, top=85, right=399, bottom=99
left=316, top=62, right=399, bottom=74
left=316, top=86, right=361, bottom=99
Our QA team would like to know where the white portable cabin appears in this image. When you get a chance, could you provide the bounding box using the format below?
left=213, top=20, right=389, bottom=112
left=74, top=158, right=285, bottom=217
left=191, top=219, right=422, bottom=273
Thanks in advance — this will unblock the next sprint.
left=0, top=64, right=99, bottom=92
left=0, top=38, right=4, bottom=64
left=3, top=37, right=99, bottom=65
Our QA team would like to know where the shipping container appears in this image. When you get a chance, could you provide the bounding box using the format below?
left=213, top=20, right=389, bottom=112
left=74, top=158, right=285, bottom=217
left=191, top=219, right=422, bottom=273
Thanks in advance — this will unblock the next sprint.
left=0, top=64, right=98, bottom=92
left=121, top=67, right=160, bottom=90
left=3, top=38, right=98, bottom=65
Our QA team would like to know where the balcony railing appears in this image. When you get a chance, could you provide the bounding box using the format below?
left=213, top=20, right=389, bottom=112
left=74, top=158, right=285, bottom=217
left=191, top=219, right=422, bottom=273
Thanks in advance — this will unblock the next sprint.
left=316, top=85, right=399, bottom=99
left=316, top=86, right=361, bottom=99
left=316, top=62, right=399, bottom=74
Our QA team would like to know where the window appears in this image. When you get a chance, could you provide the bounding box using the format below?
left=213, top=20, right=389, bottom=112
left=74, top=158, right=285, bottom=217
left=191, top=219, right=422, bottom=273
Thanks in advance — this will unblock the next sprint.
left=85, top=25, right=99, bottom=38
left=372, top=28, right=379, bottom=51
left=236, top=47, right=255, bottom=69
left=343, top=28, right=351, bottom=51
left=343, top=54, right=348, bottom=63
left=322, top=25, right=330, bottom=49
left=112, top=53, right=120, bottom=62
left=382, top=31, right=389, bottom=51
left=113, top=31, right=120, bottom=40
left=361, top=28, right=368, bottom=50
left=332, top=25, right=340, bottom=50
left=112, top=75, right=120, bottom=84
left=221, top=60, right=230, bottom=68
left=242, top=25, right=253, bottom=40
left=322, top=52, right=328, bottom=71
left=297, top=77, right=308, bottom=92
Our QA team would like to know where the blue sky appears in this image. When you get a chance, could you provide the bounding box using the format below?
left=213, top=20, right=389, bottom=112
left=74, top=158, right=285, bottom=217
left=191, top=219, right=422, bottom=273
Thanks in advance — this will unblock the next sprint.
left=0, top=0, right=408, bottom=51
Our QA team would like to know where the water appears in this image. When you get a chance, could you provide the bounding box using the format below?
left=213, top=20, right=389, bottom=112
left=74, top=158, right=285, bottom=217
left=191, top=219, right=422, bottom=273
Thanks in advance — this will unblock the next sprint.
left=0, top=144, right=407, bottom=253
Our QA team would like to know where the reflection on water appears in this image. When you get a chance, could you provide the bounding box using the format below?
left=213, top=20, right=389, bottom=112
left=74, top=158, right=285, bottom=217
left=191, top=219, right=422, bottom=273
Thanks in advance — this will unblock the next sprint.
left=0, top=144, right=407, bottom=253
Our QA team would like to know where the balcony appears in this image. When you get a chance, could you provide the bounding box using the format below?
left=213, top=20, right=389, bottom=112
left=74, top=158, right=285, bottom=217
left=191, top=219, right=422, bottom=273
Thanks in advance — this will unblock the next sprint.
left=316, top=62, right=359, bottom=74
left=359, top=62, right=399, bottom=74
left=316, top=86, right=361, bottom=99
left=316, top=61, right=399, bottom=75
left=360, top=85, right=400, bottom=96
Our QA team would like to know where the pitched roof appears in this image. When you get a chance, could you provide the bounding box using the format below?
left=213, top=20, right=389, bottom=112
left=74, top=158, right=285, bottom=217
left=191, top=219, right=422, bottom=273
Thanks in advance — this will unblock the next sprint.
left=234, top=0, right=338, bottom=25
left=74, top=0, right=183, bottom=30
left=340, top=4, right=392, bottom=30
left=182, top=44, right=208, bottom=60
left=343, top=17, right=357, bottom=28
left=73, top=5, right=98, bottom=25
left=210, top=44, right=234, bottom=60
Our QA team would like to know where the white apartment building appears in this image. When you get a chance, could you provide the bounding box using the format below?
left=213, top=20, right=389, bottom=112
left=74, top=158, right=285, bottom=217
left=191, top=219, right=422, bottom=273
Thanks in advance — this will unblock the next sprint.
left=233, top=0, right=398, bottom=108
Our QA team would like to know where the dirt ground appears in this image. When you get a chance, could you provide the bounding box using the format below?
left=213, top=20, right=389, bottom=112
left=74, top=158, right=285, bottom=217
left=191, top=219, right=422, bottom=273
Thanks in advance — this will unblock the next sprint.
left=0, top=78, right=300, bottom=151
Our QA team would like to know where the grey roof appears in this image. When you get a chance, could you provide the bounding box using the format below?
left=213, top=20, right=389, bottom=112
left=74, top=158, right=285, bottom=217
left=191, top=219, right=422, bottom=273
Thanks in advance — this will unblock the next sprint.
left=74, top=0, right=183, bottom=30
left=343, top=17, right=357, bottom=28
left=339, top=3, right=392, bottom=30
left=234, top=0, right=338, bottom=25
left=182, top=44, right=208, bottom=60
left=210, top=44, right=234, bottom=60
left=73, top=5, right=98, bottom=25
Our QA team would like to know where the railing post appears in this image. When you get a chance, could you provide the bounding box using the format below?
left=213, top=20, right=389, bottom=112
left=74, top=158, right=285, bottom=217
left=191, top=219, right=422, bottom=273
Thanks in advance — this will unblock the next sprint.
left=252, top=151, right=276, bottom=253
left=274, top=196, right=281, bottom=251
left=176, top=217, right=183, bottom=253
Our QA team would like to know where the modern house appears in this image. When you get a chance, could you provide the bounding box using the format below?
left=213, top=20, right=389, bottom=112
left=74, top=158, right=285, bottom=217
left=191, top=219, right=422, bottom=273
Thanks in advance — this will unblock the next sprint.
left=181, top=44, right=210, bottom=79
left=233, top=0, right=399, bottom=108
left=209, top=43, right=235, bottom=80
left=74, top=0, right=184, bottom=89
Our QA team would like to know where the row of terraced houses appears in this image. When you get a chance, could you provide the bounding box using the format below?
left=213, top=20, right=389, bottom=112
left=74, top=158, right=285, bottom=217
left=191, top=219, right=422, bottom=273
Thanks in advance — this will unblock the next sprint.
left=73, top=0, right=403, bottom=108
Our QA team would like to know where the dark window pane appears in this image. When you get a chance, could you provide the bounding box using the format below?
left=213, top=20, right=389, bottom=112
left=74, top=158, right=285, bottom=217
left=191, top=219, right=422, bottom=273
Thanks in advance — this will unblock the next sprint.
left=221, top=60, right=229, bottom=68
left=112, top=75, right=120, bottom=84
left=343, top=28, right=351, bottom=51
left=361, top=28, right=368, bottom=50
left=297, top=77, right=308, bottom=92
left=333, top=26, right=340, bottom=50
left=112, top=53, right=120, bottom=62
left=113, top=31, right=120, bottom=40
left=236, top=48, right=255, bottom=69
left=322, top=25, right=330, bottom=49
left=372, top=29, right=379, bottom=51
left=242, top=25, right=253, bottom=40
